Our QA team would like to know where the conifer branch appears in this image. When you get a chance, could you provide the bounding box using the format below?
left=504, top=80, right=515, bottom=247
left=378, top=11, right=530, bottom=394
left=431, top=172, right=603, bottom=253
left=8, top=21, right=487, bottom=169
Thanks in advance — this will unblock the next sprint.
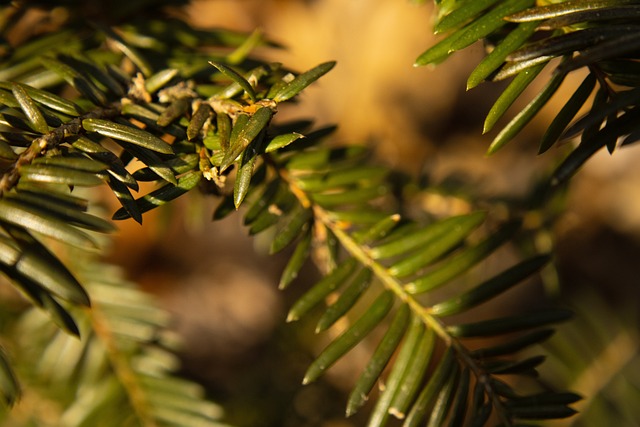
left=0, top=104, right=121, bottom=196
left=280, top=165, right=514, bottom=426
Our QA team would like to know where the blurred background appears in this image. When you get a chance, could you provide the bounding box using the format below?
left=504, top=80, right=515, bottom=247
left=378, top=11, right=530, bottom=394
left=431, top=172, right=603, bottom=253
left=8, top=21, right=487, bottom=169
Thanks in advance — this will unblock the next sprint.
left=2, top=0, right=637, bottom=426
left=105, top=0, right=640, bottom=427
left=105, top=0, right=640, bottom=426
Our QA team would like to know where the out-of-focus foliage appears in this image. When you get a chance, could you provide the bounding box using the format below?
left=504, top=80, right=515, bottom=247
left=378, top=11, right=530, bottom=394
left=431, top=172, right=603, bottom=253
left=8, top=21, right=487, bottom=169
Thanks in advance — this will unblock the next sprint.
left=3, top=0, right=639, bottom=426
left=1, top=258, right=230, bottom=427
left=537, top=293, right=640, bottom=427
left=0, top=1, right=333, bottom=425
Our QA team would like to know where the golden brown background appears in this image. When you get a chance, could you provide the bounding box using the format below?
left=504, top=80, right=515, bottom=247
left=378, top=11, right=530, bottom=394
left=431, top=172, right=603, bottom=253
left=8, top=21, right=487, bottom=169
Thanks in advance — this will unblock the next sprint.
left=105, top=1, right=640, bottom=426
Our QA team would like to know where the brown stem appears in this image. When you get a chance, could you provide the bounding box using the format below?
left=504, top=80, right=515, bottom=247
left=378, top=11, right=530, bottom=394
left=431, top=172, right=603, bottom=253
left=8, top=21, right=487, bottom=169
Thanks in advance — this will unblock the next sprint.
left=0, top=103, right=121, bottom=196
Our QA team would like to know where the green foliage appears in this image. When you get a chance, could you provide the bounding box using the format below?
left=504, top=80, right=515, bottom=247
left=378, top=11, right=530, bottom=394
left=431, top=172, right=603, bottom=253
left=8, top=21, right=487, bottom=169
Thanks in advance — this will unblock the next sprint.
left=2, top=259, right=230, bottom=427
left=419, top=0, right=640, bottom=183
left=0, top=1, right=638, bottom=426
left=0, top=2, right=325, bottom=425
left=538, top=294, right=640, bottom=427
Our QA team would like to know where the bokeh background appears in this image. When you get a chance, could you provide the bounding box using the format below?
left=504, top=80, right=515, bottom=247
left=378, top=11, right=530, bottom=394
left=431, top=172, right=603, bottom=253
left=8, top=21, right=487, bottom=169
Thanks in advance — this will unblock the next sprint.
left=5, top=1, right=634, bottom=426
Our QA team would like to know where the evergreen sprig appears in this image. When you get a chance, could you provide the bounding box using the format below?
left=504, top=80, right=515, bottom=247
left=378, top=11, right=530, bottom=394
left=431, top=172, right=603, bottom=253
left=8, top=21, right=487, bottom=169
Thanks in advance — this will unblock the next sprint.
left=0, top=4, right=332, bottom=425
left=219, top=134, right=576, bottom=425
left=2, top=259, right=231, bottom=427
left=419, top=0, right=640, bottom=183
left=5, top=1, right=633, bottom=426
